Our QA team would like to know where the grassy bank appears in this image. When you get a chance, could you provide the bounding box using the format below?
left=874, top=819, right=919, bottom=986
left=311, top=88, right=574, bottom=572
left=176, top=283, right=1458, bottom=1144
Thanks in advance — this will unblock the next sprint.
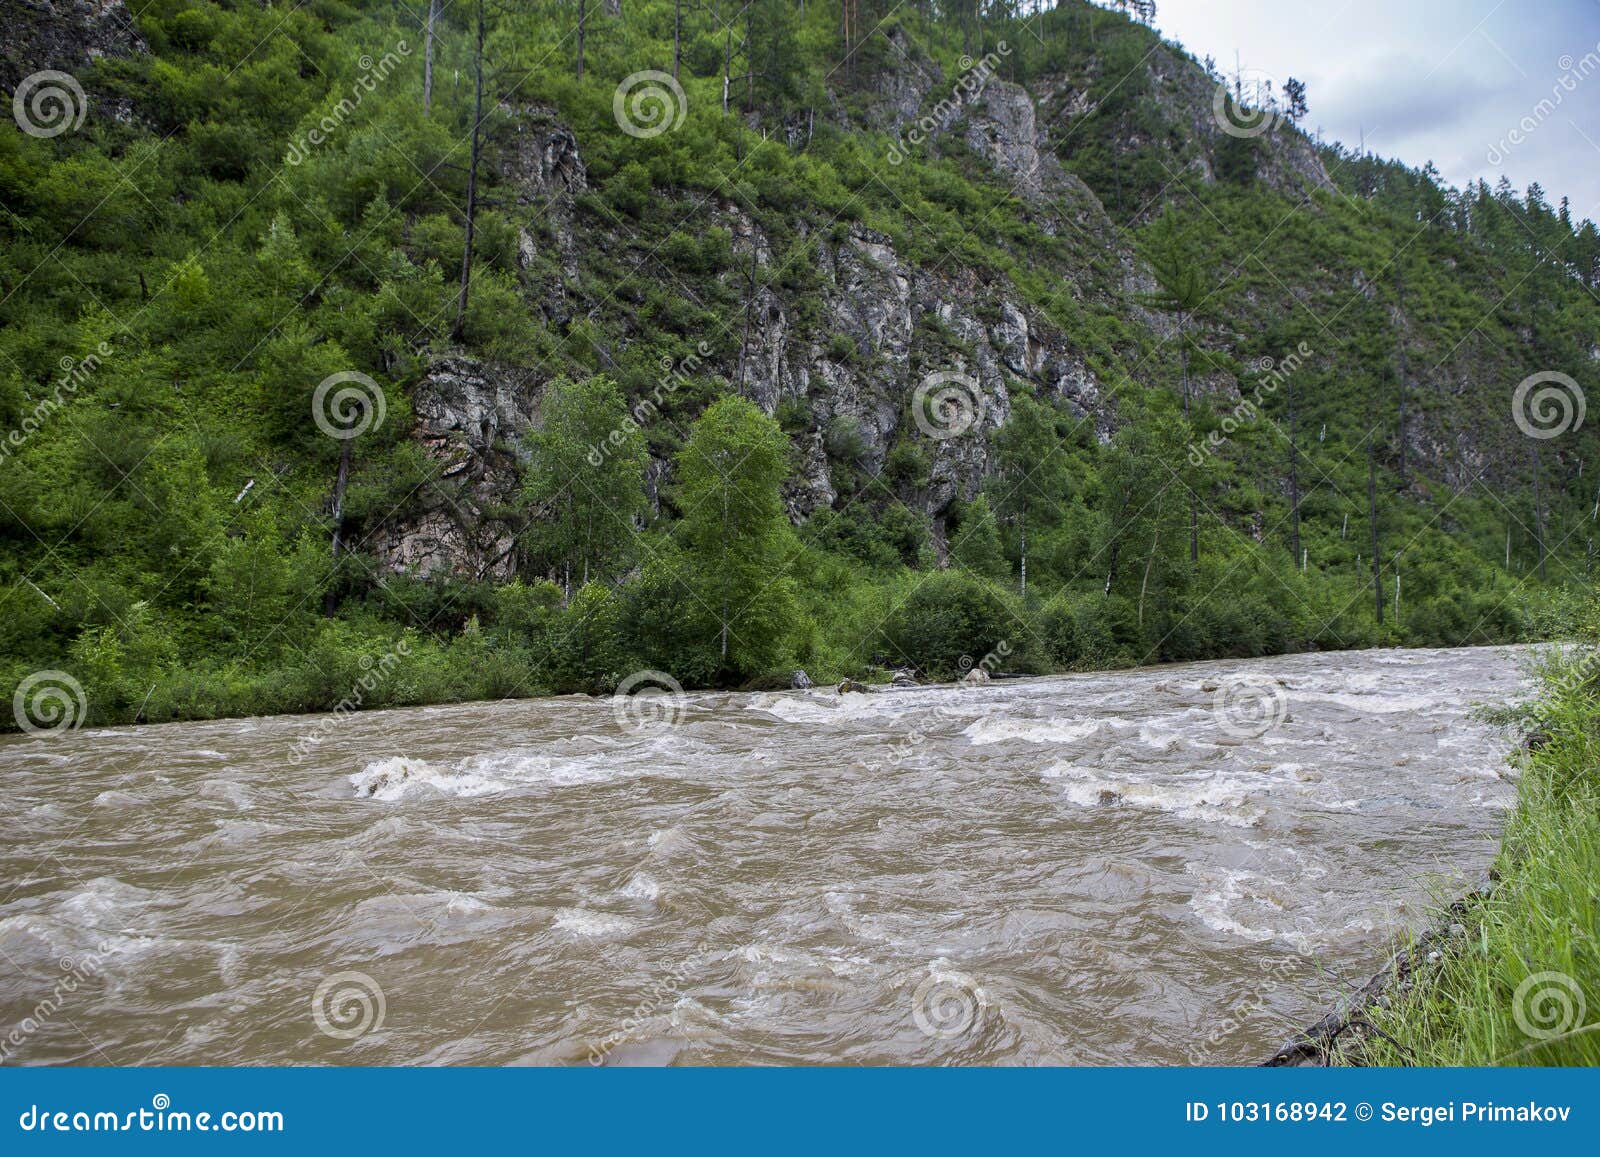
left=1361, top=642, right=1600, bottom=1066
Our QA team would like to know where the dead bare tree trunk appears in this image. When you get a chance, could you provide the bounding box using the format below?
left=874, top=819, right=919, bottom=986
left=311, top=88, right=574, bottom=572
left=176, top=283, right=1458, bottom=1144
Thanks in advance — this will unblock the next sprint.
left=452, top=0, right=485, bottom=343
left=1394, top=272, right=1408, bottom=486
left=1179, top=308, right=1197, bottom=563
left=1532, top=443, right=1547, bottom=581
left=325, top=418, right=360, bottom=617
left=673, top=0, right=682, bottom=80
left=1019, top=509, right=1029, bottom=597
left=423, top=0, right=438, bottom=113
left=577, top=0, right=587, bottom=79
left=1138, top=519, right=1162, bottom=630
left=1368, top=426, right=1383, bottom=625
left=1287, top=372, right=1301, bottom=565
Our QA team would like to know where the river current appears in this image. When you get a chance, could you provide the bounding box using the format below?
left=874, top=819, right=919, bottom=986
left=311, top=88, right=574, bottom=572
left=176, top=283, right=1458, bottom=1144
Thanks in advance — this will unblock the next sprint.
left=0, top=646, right=1528, bottom=1065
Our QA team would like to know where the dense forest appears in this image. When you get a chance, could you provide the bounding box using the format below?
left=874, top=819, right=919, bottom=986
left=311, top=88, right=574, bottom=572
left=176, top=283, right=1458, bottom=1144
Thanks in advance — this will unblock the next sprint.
left=3, top=0, right=1598, bottom=728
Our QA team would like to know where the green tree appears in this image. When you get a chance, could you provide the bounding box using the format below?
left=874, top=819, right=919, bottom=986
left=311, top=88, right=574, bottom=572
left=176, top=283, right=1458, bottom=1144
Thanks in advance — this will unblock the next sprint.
left=988, top=392, right=1069, bottom=596
left=949, top=494, right=1007, bottom=579
left=523, top=376, right=648, bottom=592
left=1138, top=211, right=1211, bottom=562
left=1098, top=416, right=1190, bottom=634
left=1283, top=77, right=1308, bottom=123
left=675, top=395, right=799, bottom=679
left=746, top=0, right=804, bottom=122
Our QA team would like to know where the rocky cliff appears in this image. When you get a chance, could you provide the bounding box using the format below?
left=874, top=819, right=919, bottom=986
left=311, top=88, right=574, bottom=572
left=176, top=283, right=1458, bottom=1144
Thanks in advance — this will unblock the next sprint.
left=375, top=40, right=1338, bottom=581
left=1, top=0, right=145, bottom=92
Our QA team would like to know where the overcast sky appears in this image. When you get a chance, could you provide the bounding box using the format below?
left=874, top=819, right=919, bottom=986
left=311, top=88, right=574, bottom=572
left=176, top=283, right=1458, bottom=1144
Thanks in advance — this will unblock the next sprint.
left=1150, top=0, right=1600, bottom=223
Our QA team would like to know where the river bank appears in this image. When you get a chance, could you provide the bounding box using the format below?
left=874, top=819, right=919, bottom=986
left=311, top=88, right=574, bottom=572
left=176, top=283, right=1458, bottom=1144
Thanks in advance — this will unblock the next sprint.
left=1, top=630, right=1540, bottom=737
left=1263, top=643, right=1600, bottom=1066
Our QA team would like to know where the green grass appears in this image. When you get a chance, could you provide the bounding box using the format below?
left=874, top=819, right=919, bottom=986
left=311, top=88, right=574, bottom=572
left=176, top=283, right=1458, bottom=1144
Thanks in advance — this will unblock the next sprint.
left=1363, top=646, right=1600, bottom=1065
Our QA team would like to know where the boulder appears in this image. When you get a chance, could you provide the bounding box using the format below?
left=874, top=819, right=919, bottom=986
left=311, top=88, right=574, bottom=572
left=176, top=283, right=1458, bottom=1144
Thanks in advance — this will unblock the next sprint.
left=962, top=667, right=991, bottom=684
left=791, top=669, right=813, bottom=690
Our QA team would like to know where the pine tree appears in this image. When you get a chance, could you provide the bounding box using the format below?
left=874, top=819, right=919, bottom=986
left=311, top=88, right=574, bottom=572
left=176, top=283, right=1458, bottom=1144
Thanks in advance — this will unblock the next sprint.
left=1283, top=77, right=1308, bottom=123
left=1138, top=213, right=1210, bottom=562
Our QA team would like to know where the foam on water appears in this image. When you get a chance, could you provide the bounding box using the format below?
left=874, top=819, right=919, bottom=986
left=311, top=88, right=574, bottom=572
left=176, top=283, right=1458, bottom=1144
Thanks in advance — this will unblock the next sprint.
left=92, top=790, right=143, bottom=809
left=1295, top=690, right=1442, bottom=713
left=552, top=908, right=637, bottom=939
left=744, top=688, right=951, bottom=725
left=961, top=715, right=1110, bottom=745
left=350, top=756, right=509, bottom=800
left=618, top=873, right=661, bottom=902
left=1045, top=761, right=1270, bottom=827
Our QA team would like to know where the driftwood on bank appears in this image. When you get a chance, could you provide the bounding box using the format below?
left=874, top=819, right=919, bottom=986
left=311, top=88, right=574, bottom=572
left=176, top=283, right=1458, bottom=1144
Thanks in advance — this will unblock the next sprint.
left=1260, top=894, right=1484, bottom=1066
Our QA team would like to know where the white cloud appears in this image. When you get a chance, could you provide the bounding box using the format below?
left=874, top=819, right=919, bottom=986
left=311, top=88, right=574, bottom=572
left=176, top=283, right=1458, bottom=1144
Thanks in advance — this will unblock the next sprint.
left=1152, top=0, right=1600, bottom=218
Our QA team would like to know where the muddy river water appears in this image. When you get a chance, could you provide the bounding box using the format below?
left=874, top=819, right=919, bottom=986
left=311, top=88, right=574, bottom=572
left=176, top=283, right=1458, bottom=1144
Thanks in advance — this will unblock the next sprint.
left=0, top=646, right=1529, bottom=1065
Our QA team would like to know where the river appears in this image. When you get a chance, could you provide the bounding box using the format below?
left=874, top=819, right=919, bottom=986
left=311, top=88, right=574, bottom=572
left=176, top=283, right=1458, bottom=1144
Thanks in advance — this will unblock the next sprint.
left=0, top=645, right=1529, bottom=1065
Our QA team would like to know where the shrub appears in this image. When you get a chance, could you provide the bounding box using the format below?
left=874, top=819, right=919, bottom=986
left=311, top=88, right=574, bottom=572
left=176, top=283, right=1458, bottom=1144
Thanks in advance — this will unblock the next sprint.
left=880, top=571, right=1017, bottom=679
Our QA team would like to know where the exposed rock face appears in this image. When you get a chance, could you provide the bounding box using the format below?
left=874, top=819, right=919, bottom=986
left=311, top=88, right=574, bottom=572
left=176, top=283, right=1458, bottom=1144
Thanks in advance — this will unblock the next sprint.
left=369, top=357, right=540, bottom=581
left=851, top=26, right=941, bottom=135
left=964, top=80, right=1122, bottom=243
left=731, top=217, right=1110, bottom=521
left=368, top=59, right=1335, bottom=582
left=1, top=0, right=147, bottom=92
left=370, top=91, right=1118, bottom=579
left=498, top=103, right=588, bottom=303
left=497, top=103, right=588, bottom=199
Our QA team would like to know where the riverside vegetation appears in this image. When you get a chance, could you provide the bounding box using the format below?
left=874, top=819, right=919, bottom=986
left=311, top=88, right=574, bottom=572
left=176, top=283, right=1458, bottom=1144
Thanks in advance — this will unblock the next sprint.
left=1351, top=624, right=1600, bottom=1067
left=3, top=0, right=1599, bottom=729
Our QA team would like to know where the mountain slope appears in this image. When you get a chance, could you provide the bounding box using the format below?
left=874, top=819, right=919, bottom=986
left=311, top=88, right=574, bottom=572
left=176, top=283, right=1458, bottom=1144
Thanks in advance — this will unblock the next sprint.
left=1, top=0, right=1596, bottom=726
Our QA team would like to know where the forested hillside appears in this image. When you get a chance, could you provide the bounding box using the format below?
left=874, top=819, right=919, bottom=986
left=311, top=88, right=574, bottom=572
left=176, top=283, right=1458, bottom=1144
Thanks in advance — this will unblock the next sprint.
left=3, top=0, right=1598, bottom=727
